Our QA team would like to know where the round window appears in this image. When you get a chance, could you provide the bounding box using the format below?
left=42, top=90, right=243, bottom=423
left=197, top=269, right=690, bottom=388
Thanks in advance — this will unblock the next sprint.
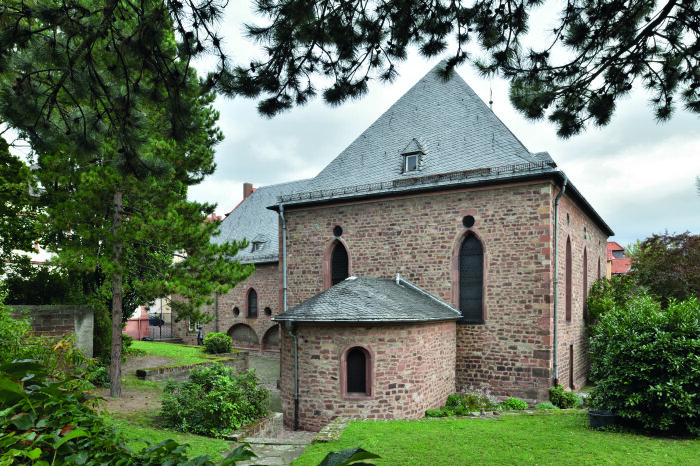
left=264, top=307, right=272, bottom=317
left=233, top=307, right=240, bottom=317
left=462, top=215, right=475, bottom=228
left=333, top=225, right=343, bottom=237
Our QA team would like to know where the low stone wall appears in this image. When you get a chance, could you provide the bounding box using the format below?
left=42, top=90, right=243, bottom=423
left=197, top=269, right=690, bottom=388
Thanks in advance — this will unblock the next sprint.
left=13, top=305, right=94, bottom=358
left=135, top=351, right=248, bottom=382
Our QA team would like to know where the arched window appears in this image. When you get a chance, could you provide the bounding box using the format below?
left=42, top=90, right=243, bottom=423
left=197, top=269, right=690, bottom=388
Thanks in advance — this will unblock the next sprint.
left=565, top=237, right=572, bottom=321
left=248, top=288, right=258, bottom=318
left=340, top=345, right=374, bottom=398
left=459, top=235, right=484, bottom=323
left=598, top=256, right=601, bottom=280
left=331, top=242, right=349, bottom=286
left=583, top=247, right=588, bottom=320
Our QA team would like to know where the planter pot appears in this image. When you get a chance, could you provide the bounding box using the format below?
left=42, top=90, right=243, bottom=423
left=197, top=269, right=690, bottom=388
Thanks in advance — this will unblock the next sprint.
left=588, top=410, right=619, bottom=429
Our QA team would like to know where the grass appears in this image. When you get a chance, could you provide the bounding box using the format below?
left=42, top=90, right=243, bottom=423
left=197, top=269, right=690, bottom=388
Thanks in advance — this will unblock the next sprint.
left=130, top=340, right=211, bottom=365
left=106, top=413, right=234, bottom=462
left=294, top=412, right=700, bottom=465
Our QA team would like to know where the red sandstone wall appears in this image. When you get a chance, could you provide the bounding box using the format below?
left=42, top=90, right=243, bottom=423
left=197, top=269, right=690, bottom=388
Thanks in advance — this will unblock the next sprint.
left=283, top=181, right=609, bottom=401
left=555, top=190, right=608, bottom=390
left=172, top=262, right=282, bottom=350
left=279, top=321, right=456, bottom=431
left=284, top=182, right=556, bottom=401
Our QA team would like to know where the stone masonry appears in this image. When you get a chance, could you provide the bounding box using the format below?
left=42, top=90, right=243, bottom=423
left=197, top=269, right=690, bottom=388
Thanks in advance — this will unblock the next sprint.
left=283, top=180, right=607, bottom=402
left=279, top=321, right=456, bottom=431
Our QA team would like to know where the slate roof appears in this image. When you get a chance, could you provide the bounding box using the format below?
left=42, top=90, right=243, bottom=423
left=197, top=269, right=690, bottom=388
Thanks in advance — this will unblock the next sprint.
left=211, top=179, right=309, bottom=264
left=276, top=61, right=553, bottom=205
left=269, top=62, right=613, bottom=236
left=273, top=275, right=461, bottom=324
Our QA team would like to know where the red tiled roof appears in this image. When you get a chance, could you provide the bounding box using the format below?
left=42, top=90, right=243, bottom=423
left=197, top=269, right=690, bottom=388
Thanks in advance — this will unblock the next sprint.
left=204, top=213, right=223, bottom=223
left=611, top=257, right=633, bottom=275
left=607, top=241, right=624, bottom=260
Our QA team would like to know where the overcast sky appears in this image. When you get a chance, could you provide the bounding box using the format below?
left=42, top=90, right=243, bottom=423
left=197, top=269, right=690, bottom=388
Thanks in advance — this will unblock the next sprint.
left=188, top=2, right=700, bottom=248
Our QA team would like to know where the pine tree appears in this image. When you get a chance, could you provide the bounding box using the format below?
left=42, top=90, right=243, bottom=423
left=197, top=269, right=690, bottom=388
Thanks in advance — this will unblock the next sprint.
left=0, top=1, right=252, bottom=397
left=0, top=136, right=37, bottom=274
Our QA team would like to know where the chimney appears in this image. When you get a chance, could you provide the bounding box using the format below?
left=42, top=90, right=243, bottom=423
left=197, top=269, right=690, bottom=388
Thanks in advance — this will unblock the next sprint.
left=243, top=182, right=253, bottom=200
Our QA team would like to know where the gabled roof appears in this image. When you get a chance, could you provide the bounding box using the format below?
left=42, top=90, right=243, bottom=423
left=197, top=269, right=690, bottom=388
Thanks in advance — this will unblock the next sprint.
left=607, top=241, right=625, bottom=260
left=211, top=179, right=309, bottom=264
left=273, top=275, right=461, bottom=324
left=269, top=63, right=612, bottom=236
left=275, top=62, right=556, bottom=205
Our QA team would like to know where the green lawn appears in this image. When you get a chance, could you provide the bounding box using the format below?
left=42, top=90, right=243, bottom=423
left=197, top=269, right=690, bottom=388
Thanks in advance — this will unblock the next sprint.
left=107, top=413, right=234, bottom=462
left=294, top=413, right=700, bottom=465
left=130, top=340, right=210, bottom=365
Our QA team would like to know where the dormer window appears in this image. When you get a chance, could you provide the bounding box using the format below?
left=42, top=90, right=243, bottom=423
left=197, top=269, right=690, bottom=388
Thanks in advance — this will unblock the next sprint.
left=400, top=138, right=425, bottom=174
left=249, top=234, right=268, bottom=253
left=403, top=154, right=418, bottom=172
left=251, top=241, right=263, bottom=252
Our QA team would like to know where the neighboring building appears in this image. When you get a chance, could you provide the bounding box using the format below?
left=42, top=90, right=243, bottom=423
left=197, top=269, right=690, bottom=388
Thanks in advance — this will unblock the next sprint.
left=606, top=241, right=633, bottom=277
left=186, top=63, right=613, bottom=430
left=172, top=180, right=308, bottom=349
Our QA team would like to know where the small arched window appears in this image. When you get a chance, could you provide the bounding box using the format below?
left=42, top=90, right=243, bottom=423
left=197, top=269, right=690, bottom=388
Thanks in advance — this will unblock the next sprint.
left=565, top=237, right=572, bottom=321
left=331, top=242, right=349, bottom=286
left=583, top=247, right=588, bottom=320
left=459, top=234, right=484, bottom=323
left=248, top=288, right=258, bottom=318
left=346, top=348, right=367, bottom=393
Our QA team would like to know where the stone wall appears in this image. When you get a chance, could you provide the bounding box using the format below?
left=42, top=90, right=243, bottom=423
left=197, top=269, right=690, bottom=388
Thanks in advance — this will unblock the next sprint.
left=172, top=263, right=281, bottom=351
left=283, top=180, right=609, bottom=402
left=279, top=321, right=456, bottom=431
left=555, top=189, right=608, bottom=390
left=14, top=305, right=94, bottom=358
left=135, top=351, right=248, bottom=382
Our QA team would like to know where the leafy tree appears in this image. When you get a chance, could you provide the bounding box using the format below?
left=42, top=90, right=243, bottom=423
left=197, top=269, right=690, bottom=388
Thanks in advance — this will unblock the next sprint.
left=624, top=239, right=644, bottom=258
left=586, top=274, right=647, bottom=323
left=0, top=136, right=36, bottom=273
left=631, top=232, right=700, bottom=306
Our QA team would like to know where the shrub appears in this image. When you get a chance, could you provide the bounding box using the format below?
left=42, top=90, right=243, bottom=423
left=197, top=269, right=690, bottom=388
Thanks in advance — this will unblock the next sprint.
left=501, top=397, right=528, bottom=410
left=425, top=408, right=447, bottom=417
left=549, top=383, right=583, bottom=409
left=160, top=363, right=269, bottom=437
left=203, top=332, right=233, bottom=354
left=0, top=360, right=256, bottom=465
left=458, top=386, right=503, bottom=411
left=588, top=296, right=700, bottom=434
left=586, top=275, right=647, bottom=324
left=536, top=402, right=559, bottom=410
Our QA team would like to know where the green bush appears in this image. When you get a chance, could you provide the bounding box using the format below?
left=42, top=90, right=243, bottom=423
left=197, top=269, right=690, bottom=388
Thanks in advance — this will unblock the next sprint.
left=588, top=296, right=700, bottom=434
left=549, top=383, right=583, bottom=409
left=535, top=402, right=559, bottom=410
left=501, top=397, right=528, bottom=410
left=203, top=332, right=233, bottom=354
left=160, top=363, right=269, bottom=437
left=0, top=360, right=256, bottom=465
left=425, top=408, right=447, bottom=417
left=586, top=275, right=647, bottom=323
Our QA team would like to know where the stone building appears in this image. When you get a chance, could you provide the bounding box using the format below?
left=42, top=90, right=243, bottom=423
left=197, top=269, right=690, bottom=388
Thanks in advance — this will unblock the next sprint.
left=178, top=63, right=613, bottom=430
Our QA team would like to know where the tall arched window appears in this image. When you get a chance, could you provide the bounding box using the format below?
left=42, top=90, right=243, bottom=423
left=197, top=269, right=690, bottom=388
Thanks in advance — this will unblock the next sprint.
left=598, top=256, right=601, bottom=280
left=247, top=288, right=258, bottom=318
left=346, top=348, right=367, bottom=393
left=565, top=237, right=572, bottom=321
left=331, top=242, right=349, bottom=286
left=459, top=235, right=484, bottom=323
left=583, top=247, right=588, bottom=320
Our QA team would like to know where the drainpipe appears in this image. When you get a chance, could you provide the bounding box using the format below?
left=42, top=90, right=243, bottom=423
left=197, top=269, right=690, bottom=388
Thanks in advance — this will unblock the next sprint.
left=553, top=174, right=568, bottom=386
left=280, top=204, right=298, bottom=430
left=214, top=292, right=219, bottom=333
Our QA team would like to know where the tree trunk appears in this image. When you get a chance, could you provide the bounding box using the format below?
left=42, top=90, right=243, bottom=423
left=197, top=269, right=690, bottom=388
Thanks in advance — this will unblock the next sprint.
left=109, top=190, right=123, bottom=398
